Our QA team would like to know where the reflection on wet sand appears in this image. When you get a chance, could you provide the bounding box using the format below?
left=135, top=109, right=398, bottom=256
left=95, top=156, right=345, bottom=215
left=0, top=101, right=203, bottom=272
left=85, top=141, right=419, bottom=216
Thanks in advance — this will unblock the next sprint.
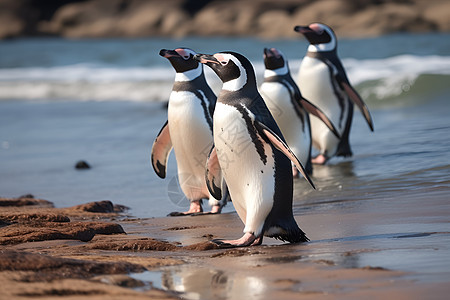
left=160, top=267, right=267, bottom=300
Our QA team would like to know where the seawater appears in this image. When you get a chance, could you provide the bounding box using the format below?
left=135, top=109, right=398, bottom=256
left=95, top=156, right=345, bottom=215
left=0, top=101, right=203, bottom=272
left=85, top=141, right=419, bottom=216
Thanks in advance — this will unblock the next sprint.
left=0, top=34, right=449, bottom=218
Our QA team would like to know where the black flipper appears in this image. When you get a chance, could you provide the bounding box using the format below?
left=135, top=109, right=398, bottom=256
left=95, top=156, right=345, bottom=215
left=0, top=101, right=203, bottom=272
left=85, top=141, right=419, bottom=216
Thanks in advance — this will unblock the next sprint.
left=256, top=121, right=316, bottom=190
left=336, top=75, right=374, bottom=132
left=299, top=98, right=341, bottom=139
left=205, top=146, right=223, bottom=200
left=151, top=121, right=172, bottom=178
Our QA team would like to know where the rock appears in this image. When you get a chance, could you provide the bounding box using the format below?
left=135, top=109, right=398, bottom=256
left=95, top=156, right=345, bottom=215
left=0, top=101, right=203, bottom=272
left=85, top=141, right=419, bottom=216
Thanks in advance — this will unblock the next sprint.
left=88, top=238, right=179, bottom=251
left=0, top=213, right=70, bottom=223
left=71, top=201, right=115, bottom=213
left=75, top=160, right=90, bottom=169
left=0, top=197, right=54, bottom=207
left=91, top=274, right=146, bottom=288
left=18, top=193, right=34, bottom=199
left=0, top=250, right=146, bottom=280
left=1, top=0, right=449, bottom=40
left=113, top=204, right=130, bottom=213
left=0, top=221, right=125, bottom=245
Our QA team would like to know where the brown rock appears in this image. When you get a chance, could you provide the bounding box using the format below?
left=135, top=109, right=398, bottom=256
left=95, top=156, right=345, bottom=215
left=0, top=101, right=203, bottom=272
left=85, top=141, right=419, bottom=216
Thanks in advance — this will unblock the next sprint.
left=0, top=250, right=146, bottom=280
left=423, top=1, right=450, bottom=31
left=0, top=221, right=125, bottom=245
left=70, top=200, right=115, bottom=213
left=88, top=238, right=179, bottom=251
left=0, top=197, right=53, bottom=207
left=183, top=241, right=220, bottom=251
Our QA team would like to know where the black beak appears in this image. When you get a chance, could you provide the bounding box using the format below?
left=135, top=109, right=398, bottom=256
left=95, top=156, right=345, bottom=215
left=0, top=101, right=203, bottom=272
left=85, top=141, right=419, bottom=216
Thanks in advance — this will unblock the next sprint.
left=159, top=49, right=178, bottom=58
left=294, top=25, right=313, bottom=35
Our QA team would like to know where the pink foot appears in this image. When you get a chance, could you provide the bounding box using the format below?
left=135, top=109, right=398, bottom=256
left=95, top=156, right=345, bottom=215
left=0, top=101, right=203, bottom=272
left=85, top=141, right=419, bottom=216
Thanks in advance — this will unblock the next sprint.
left=212, top=232, right=257, bottom=248
left=168, top=200, right=203, bottom=216
left=311, top=154, right=328, bottom=165
left=210, top=205, right=222, bottom=214
left=292, top=166, right=299, bottom=178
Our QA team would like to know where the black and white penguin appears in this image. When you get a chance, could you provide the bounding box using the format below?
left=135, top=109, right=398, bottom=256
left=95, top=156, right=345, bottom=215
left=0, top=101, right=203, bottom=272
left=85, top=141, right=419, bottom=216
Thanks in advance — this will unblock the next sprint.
left=194, top=51, right=314, bottom=247
left=151, top=48, right=227, bottom=216
left=294, top=23, right=374, bottom=164
left=260, top=47, right=340, bottom=176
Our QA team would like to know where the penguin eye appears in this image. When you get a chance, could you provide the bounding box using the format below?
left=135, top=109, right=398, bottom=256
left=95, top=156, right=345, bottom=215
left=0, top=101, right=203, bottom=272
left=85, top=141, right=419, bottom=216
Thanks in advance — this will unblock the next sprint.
left=220, top=60, right=228, bottom=65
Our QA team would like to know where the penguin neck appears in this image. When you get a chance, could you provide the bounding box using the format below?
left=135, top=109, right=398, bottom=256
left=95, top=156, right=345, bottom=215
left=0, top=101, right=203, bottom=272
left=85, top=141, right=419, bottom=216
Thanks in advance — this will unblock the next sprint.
left=222, top=67, right=256, bottom=92
left=175, top=64, right=203, bottom=82
left=264, top=64, right=289, bottom=79
left=307, top=42, right=336, bottom=53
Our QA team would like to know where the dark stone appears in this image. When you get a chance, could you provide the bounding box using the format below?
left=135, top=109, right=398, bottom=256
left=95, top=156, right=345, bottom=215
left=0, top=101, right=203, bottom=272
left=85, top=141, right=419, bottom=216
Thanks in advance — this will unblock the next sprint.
left=75, top=160, right=90, bottom=169
left=18, top=194, right=34, bottom=199
left=71, top=201, right=115, bottom=213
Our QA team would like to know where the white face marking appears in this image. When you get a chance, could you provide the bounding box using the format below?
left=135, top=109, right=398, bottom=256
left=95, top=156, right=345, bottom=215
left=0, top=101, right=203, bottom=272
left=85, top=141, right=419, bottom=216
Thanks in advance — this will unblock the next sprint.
left=215, top=53, right=248, bottom=92
left=307, top=23, right=337, bottom=52
left=175, top=63, right=202, bottom=82
left=175, top=48, right=196, bottom=60
left=264, top=64, right=289, bottom=78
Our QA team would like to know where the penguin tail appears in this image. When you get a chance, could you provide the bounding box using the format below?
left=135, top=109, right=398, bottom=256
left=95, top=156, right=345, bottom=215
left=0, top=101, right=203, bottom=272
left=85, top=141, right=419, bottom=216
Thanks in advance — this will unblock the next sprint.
left=335, top=136, right=352, bottom=157
left=265, top=226, right=309, bottom=243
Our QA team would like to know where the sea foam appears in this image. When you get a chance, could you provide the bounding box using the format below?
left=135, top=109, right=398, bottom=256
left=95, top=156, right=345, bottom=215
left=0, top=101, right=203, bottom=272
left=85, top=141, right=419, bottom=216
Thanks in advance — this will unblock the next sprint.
left=0, top=55, right=449, bottom=102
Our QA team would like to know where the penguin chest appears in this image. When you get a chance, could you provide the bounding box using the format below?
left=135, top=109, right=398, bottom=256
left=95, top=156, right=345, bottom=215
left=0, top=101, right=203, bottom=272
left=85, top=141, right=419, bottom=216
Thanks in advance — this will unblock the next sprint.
left=298, top=57, right=348, bottom=135
left=298, top=57, right=339, bottom=113
left=261, top=82, right=310, bottom=161
left=213, top=102, right=276, bottom=221
left=168, top=91, right=213, bottom=171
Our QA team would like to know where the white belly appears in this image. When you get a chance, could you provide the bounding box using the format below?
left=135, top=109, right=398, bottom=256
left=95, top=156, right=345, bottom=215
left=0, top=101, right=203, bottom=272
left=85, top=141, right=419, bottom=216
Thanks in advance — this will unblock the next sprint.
left=260, top=82, right=310, bottom=165
left=168, top=91, right=212, bottom=200
left=298, top=57, right=348, bottom=155
left=213, top=102, right=275, bottom=236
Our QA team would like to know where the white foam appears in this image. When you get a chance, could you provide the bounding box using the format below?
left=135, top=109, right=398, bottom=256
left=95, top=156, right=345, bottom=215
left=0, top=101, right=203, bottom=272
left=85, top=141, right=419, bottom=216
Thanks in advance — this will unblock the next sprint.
left=0, top=55, right=449, bottom=102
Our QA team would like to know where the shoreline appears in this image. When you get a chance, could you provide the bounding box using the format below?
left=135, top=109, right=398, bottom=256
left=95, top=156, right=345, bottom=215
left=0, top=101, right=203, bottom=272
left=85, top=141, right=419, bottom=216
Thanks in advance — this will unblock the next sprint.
left=1, top=193, right=449, bottom=299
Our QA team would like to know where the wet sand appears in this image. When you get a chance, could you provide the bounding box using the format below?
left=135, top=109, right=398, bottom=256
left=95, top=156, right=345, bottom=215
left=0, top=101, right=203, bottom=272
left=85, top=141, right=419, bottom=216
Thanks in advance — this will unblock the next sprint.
left=1, top=191, right=449, bottom=300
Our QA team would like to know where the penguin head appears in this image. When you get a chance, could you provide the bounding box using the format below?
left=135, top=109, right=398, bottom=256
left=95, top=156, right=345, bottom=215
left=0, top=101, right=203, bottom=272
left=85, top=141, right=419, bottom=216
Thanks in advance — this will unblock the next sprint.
left=194, top=51, right=256, bottom=92
left=159, top=48, right=199, bottom=73
left=294, top=23, right=337, bottom=52
left=263, top=47, right=289, bottom=76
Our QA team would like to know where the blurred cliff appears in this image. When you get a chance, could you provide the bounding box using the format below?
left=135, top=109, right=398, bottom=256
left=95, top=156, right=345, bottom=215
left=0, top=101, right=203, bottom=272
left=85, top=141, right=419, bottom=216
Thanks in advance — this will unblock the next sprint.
left=1, top=0, right=449, bottom=40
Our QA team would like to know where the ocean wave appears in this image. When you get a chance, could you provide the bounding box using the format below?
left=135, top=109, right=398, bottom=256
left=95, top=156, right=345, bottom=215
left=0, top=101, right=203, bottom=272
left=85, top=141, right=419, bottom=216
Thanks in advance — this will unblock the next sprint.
left=0, top=55, right=449, bottom=103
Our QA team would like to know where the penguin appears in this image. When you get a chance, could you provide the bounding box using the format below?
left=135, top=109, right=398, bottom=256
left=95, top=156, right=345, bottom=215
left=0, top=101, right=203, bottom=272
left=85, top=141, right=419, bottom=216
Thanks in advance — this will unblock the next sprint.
left=151, top=47, right=227, bottom=216
left=194, top=51, right=315, bottom=247
left=294, top=23, right=374, bottom=165
left=260, top=47, right=340, bottom=176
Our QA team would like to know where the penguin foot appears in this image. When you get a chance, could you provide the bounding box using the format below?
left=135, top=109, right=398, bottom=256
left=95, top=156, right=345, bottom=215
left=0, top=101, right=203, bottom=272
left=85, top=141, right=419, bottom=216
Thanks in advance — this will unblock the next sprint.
left=167, top=211, right=198, bottom=217
left=311, top=154, right=328, bottom=165
left=211, top=232, right=257, bottom=248
left=210, top=205, right=222, bottom=214
left=292, top=166, right=300, bottom=178
left=167, top=200, right=203, bottom=217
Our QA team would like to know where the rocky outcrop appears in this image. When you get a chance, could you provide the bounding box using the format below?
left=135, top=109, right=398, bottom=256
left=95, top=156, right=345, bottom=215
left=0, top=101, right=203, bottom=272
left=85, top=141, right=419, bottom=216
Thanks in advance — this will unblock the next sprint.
left=0, top=0, right=448, bottom=40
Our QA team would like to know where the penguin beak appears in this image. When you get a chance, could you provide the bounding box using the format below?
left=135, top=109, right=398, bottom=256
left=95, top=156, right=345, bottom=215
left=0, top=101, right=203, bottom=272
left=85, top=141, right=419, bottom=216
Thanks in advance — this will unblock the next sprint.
left=159, top=49, right=179, bottom=58
left=263, top=48, right=273, bottom=58
left=264, top=48, right=281, bottom=58
left=193, top=54, right=220, bottom=65
left=294, top=25, right=314, bottom=35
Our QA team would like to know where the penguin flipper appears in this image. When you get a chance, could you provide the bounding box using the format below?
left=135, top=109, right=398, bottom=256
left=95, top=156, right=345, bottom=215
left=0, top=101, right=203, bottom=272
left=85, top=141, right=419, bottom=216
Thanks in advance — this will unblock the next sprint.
left=299, top=98, right=341, bottom=139
left=151, top=121, right=172, bottom=178
left=340, top=81, right=374, bottom=132
left=205, top=146, right=223, bottom=200
left=257, top=122, right=316, bottom=190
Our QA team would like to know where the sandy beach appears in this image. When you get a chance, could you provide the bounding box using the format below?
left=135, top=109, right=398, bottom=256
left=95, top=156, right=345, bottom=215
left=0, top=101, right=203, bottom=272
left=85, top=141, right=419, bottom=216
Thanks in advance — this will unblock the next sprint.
left=1, top=190, right=448, bottom=300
